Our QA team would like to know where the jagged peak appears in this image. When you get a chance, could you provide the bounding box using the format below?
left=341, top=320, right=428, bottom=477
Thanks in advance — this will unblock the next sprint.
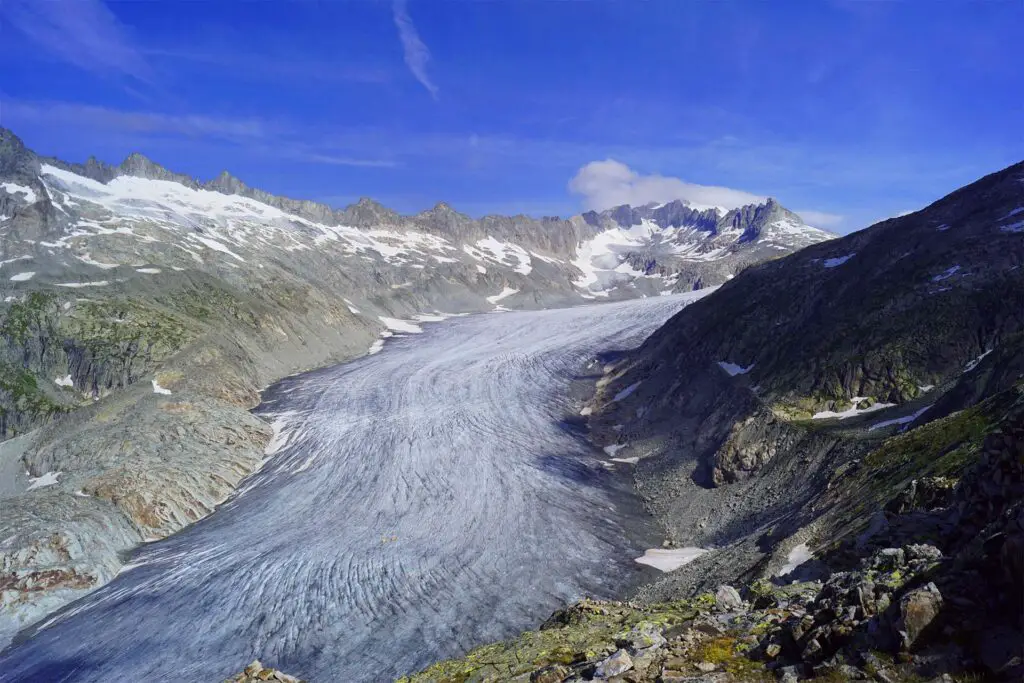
left=205, top=170, right=248, bottom=194
left=118, top=152, right=199, bottom=188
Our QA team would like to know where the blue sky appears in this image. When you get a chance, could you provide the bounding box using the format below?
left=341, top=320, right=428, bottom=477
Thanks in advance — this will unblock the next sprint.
left=1, top=0, right=1021, bottom=232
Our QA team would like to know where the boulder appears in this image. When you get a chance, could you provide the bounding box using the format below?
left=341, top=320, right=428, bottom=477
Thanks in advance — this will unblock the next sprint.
left=897, top=583, right=943, bottom=650
left=594, top=649, right=633, bottom=678
left=715, top=585, right=743, bottom=610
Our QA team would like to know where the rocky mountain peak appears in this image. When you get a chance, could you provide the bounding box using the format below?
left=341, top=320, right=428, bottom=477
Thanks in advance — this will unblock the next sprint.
left=205, top=170, right=248, bottom=195
left=0, top=127, right=38, bottom=177
left=338, top=196, right=401, bottom=227
left=118, top=152, right=199, bottom=188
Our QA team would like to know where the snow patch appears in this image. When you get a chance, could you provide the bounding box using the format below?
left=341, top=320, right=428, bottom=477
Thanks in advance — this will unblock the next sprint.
left=776, top=543, right=813, bottom=577
left=603, top=444, right=626, bottom=456
left=611, top=456, right=640, bottom=465
left=963, top=349, right=992, bottom=373
left=486, top=286, right=518, bottom=305
left=812, top=397, right=896, bottom=420
left=55, top=281, right=110, bottom=287
left=868, top=404, right=933, bottom=432
left=76, top=252, right=120, bottom=269
left=54, top=375, right=74, bottom=388
left=822, top=253, right=855, bottom=268
left=9, top=272, right=35, bottom=282
left=367, top=339, right=386, bottom=355
left=378, top=317, right=423, bottom=334
left=151, top=379, right=173, bottom=395
left=634, top=547, right=707, bottom=572
left=135, top=268, right=161, bottom=274
left=612, top=381, right=641, bottom=402
left=1000, top=220, right=1024, bottom=234
left=717, top=361, right=754, bottom=376
left=27, top=471, right=62, bottom=491
left=1, top=182, right=37, bottom=204
left=0, top=255, right=32, bottom=267
left=931, top=265, right=961, bottom=282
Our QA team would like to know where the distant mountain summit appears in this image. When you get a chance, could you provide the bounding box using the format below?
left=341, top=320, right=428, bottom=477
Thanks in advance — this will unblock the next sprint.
left=0, top=126, right=830, bottom=304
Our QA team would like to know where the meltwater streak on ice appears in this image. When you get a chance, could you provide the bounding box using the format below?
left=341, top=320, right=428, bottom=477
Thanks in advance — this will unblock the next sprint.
left=0, top=293, right=708, bottom=682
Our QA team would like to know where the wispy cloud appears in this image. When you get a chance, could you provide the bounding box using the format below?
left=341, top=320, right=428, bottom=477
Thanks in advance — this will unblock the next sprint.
left=795, top=210, right=845, bottom=229
left=569, top=159, right=766, bottom=211
left=295, top=152, right=401, bottom=169
left=392, top=0, right=438, bottom=99
left=4, top=101, right=269, bottom=142
left=1, top=0, right=152, bottom=82
left=2, top=99, right=399, bottom=168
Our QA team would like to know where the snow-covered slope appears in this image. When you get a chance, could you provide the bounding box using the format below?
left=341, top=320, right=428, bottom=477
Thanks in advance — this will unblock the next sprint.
left=0, top=128, right=832, bottom=311
left=569, top=199, right=834, bottom=297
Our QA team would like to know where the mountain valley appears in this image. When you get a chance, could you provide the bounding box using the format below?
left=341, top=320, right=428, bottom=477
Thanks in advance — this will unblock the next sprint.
left=0, top=127, right=1021, bottom=683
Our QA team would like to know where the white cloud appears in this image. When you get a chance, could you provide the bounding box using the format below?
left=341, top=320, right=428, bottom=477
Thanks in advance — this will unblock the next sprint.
left=392, top=0, right=438, bottom=100
left=569, top=159, right=766, bottom=212
left=795, top=210, right=845, bottom=228
left=2, top=0, right=153, bottom=82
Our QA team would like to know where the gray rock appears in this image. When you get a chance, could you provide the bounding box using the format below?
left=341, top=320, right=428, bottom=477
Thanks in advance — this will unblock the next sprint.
left=715, top=584, right=743, bottom=610
left=594, top=649, right=633, bottom=678
left=897, top=583, right=943, bottom=650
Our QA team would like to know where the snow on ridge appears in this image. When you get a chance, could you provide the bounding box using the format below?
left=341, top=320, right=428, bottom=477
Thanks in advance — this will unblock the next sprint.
left=1, top=182, right=37, bottom=204
left=464, top=238, right=532, bottom=275
left=38, top=163, right=461, bottom=269
left=717, top=361, right=754, bottom=376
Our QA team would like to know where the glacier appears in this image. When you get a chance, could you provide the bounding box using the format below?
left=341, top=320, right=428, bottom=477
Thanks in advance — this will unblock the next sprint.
left=0, top=292, right=708, bottom=682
